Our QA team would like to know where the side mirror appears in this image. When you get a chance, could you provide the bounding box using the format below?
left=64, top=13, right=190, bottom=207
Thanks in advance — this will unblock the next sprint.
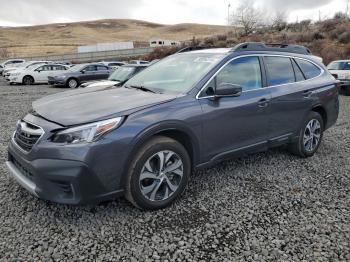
left=81, top=70, right=86, bottom=74
left=215, top=83, right=242, bottom=98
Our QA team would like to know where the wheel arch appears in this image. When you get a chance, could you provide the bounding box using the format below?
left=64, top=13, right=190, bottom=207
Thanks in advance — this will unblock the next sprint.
left=120, top=122, right=201, bottom=188
left=22, top=75, right=34, bottom=84
left=312, top=105, right=327, bottom=127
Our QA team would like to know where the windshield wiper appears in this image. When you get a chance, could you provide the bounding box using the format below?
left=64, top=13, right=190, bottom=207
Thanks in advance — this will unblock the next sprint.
left=126, top=85, right=157, bottom=94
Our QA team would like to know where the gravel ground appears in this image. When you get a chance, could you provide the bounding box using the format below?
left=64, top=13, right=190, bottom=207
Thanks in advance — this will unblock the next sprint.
left=0, top=78, right=349, bottom=261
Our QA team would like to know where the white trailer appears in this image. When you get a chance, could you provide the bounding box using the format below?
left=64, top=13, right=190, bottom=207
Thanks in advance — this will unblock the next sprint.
left=78, top=42, right=134, bottom=53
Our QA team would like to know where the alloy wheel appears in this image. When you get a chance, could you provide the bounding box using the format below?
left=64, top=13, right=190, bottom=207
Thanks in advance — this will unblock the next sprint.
left=68, top=79, right=77, bottom=88
left=139, top=150, right=184, bottom=202
left=303, top=119, right=321, bottom=152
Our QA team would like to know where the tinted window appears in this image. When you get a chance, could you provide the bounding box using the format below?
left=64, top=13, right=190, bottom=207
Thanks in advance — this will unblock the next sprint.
left=84, top=65, right=97, bottom=71
left=292, top=59, right=305, bottom=82
left=295, top=59, right=321, bottom=79
left=265, top=57, right=295, bottom=86
left=210, top=56, right=262, bottom=93
left=97, top=65, right=108, bottom=71
left=52, top=65, right=66, bottom=70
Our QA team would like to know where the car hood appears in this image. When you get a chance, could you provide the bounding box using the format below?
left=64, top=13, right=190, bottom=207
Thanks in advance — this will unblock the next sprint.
left=32, top=86, right=178, bottom=126
left=84, top=80, right=119, bottom=88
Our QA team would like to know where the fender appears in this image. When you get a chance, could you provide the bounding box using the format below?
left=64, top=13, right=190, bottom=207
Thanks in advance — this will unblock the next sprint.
left=119, top=120, right=201, bottom=188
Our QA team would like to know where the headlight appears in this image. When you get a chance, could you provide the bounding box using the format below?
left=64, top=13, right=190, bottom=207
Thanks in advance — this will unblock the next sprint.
left=51, top=117, right=123, bottom=144
left=12, top=73, right=21, bottom=76
left=57, top=75, right=66, bottom=79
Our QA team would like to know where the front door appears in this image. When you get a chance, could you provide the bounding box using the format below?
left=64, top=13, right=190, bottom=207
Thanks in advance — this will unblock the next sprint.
left=198, top=56, right=271, bottom=162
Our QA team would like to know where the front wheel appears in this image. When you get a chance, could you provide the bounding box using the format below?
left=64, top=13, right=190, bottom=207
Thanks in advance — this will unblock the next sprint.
left=67, top=78, right=78, bottom=88
left=125, top=136, right=191, bottom=210
left=22, top=76, right=34, bottom=85
left=289, top=111, right=324, bottom=158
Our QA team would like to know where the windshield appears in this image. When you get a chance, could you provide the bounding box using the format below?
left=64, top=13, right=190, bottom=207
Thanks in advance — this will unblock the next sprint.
left=109, top=66, right=136, bottom=82
left=125, top=53, right=224, bottom=94
left=328, top=61, right=350, bottom=70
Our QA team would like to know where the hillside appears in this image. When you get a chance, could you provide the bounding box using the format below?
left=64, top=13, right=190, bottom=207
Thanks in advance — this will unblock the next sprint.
left=0, top=19, right=230, bottom=57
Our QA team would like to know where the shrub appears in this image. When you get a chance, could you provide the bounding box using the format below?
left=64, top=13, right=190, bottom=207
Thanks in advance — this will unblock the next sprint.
left=217, top=34, right=227, bottom=41
left=338, top=32, right=350, bottom=43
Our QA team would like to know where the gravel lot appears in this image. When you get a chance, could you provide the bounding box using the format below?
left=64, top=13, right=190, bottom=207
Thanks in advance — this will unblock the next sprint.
left=0, top=78, right=349, bottom=261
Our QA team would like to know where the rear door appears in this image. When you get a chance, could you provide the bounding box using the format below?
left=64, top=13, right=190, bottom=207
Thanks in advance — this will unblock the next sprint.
left=96, top=65, right=110, bottom=79
left=199, top=56, right=272, bottom=162
left=47, top=65, right=67, bottom=79
left=265, top=56, right=322, bottom=142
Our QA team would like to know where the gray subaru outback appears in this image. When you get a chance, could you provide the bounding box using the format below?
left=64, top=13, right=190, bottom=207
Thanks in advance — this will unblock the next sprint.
left=6, top=43, right=339, bottom=210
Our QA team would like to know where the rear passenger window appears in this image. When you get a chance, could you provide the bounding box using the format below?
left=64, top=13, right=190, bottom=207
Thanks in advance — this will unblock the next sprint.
left=292, top=59, right=305, bottom=82
left=97, top=65, right=108, bottom=71
left=265, top=57, right=295, bottom=86
left=295, top=59, right=321, bottom=79
left=215, top=56, right=262, bottom=92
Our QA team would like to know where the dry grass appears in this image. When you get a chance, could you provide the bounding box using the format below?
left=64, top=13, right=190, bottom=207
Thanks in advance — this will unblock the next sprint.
left=0, top=19, right=230, bottom=57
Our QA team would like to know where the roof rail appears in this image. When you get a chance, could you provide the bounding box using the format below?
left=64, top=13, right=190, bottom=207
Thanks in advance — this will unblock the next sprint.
left=230, top=42, right=312, bottom=55
left=176, top=46, right=212, bottom=53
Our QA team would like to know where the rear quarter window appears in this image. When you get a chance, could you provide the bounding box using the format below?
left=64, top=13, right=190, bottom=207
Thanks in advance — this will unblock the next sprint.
left=295, top=59, right=322, bottom=79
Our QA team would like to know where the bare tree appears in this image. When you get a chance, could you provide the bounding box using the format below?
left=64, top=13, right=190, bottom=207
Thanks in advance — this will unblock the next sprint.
left=231, top=2, right=261, bottom=36
left=272, top=11, right=288, bottom=31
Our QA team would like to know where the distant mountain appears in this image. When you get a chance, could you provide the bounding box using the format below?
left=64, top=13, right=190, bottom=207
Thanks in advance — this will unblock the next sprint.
left=0, top=19, right=230, bottom=57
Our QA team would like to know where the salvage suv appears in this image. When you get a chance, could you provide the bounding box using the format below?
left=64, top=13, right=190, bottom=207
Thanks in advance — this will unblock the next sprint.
left=6, top=43, right=339, bottom=210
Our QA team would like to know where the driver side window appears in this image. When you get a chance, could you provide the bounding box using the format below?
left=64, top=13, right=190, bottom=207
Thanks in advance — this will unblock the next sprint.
left=202, top=56, right=262, bottom=97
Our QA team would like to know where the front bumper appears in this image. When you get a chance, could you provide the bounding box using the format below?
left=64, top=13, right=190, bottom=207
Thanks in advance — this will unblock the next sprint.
left=7, top=144, right=124, bottom=204
left=7, top=76, right=21, bottom=83
left=6, top=114, right=128, bottom=205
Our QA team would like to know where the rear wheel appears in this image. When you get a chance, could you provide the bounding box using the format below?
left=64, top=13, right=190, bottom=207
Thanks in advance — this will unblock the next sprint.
left=289, top=111, right=324, bottom=158
left=125, top=136, right=191, bottom=210
left=67, top=78, right=78, bottom=88
left=22, top=76, right=34, bottom=85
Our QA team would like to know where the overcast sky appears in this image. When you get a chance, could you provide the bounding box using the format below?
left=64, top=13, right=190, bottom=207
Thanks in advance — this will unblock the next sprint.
left=0, top=0, right=348, bottom=27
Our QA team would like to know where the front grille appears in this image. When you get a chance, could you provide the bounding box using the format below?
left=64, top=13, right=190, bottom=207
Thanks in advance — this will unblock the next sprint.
left=14, top=120, right=44, bottom=152
left=10, top=154, right=34, bottom=181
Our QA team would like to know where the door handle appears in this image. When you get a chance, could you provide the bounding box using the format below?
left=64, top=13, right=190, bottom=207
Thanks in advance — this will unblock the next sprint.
left=258, top=98, right=270, bottom=108
left=303, top=90, right=313, bottom=98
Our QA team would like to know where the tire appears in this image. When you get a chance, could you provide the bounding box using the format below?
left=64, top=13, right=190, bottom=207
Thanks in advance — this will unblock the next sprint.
left=289, top=111, right=324, bottom=158
left=22, top=76, right=34, bottom=85
left=125, top=136, right=191, bottom=210
left=67, top=78, right=78, bottom=88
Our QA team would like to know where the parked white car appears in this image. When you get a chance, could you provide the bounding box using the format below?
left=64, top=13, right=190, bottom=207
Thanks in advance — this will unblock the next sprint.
left=128, top=60, right=149, bottom=65
left=327, top=60, right=350, bottom=95
left=3, top=61, right=52, bottom=78
left=8, top=64, right=69, bottom=85
left=1, top=59, right=25, bottom=76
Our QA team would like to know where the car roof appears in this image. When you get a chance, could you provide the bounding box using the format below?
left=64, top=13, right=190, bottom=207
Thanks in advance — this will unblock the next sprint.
left=123, top=64, right=148, bottom=68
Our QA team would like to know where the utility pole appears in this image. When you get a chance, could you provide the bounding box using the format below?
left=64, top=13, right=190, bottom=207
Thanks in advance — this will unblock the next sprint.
left=319, top=10, right=321, bottom=22
left=228, top=3, right=231, bottom=26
